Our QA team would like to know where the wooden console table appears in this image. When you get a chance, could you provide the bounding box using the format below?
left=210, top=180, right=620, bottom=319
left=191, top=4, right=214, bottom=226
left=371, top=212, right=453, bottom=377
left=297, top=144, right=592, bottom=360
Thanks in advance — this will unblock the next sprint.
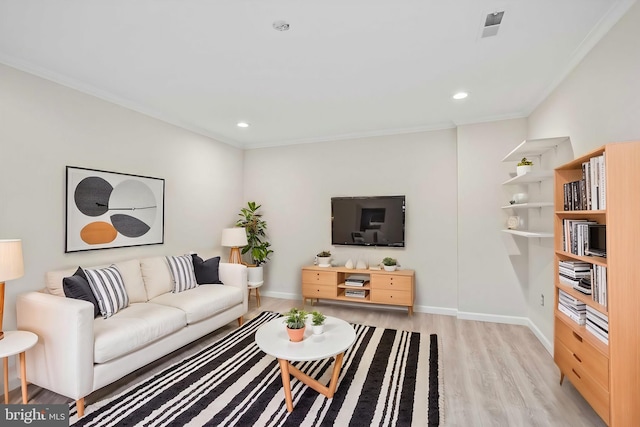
left=301, top=265, right=415, bottom=315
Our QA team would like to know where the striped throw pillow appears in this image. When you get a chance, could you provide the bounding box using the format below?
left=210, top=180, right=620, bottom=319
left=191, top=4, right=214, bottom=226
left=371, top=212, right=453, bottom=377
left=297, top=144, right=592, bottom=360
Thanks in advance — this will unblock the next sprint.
left=166, top=255, right=198, bottom=293
left=84, top=265, right=129, bottom=319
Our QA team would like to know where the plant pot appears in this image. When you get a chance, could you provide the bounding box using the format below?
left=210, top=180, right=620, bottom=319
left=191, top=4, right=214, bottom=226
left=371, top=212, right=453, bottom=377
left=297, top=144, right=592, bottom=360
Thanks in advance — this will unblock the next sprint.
left=317, top=257, right=331, bottom=267
left=383, top=265, right=397, bottom=272
left=287, top=326, right=306, bottom=342
left=516, top=165, right=532, bottom=176
left=312, top=324, right=325, bottom=335
left=247, top=265, right=264, bottom=285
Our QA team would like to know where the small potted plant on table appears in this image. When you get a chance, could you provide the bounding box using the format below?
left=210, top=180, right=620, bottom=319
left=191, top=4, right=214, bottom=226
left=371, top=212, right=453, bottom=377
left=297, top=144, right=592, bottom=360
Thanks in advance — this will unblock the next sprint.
left=316, top=251, right=332, bottom=267
left=311, top=311, right=327, bottom=335
left=283, top=308, right=308, bottom=342
left=382, top=257, right=398, bottom=272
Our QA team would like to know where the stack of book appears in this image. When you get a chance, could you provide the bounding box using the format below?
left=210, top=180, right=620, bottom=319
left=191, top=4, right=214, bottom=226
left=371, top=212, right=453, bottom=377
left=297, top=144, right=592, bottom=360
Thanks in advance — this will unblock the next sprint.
left=586, top=306, right=609, bottom=345
left=558, top=289, right=586, bottom=325
left=558, top=260, right=591, bottom=290
left=563, top=153, right=606, bottom=211
left=561, top=219, right=598, bottom=255
left=345, top=275, right=369, bottom=287
left=345, top=289, right=366, bottom=298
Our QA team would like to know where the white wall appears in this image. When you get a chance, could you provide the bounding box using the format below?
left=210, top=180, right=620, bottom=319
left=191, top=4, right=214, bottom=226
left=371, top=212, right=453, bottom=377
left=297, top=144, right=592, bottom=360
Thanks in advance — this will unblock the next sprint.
left=0, top=64, right=244, bottom=387
left=242, top=130, right=459, bottom=313
left=457, top=119, right=530, bottom=322
left=528, top=1, right=640, bottom=154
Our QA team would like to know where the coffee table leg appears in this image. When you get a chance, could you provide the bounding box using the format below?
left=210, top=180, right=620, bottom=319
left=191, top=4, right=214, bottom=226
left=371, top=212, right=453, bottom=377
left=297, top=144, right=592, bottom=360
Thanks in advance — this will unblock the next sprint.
left=326, top=352, right=344, bottom=398
left=278, top=359, right=294, bottom=412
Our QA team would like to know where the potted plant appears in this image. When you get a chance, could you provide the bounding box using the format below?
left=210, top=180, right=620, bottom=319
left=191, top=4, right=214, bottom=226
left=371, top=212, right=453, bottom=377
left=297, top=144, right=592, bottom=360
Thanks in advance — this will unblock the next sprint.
left=516, top=157, right=533, bottom=176
left=236, top=201, right=274, bottom=284
left=316, top=250, right=332, bottom=267
left=311, top=311, right=326, bottom=335
left=283, top=308, right=308, bottom=342
left=382, top=257, right=397, bottom=272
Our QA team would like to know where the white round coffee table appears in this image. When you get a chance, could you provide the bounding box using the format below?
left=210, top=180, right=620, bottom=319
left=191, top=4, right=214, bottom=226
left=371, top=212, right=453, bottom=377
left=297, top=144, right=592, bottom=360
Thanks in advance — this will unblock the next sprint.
left=0, top=330, right=38, bottom=404
left=255, top=315, right=356, bottom=412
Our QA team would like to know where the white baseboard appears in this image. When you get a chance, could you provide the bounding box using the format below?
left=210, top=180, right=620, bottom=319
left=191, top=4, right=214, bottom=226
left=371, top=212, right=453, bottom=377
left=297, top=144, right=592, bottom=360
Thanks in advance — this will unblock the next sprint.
left=457, top=311, right=529, bottom=326
left=527, top=319, right=553, bottom=355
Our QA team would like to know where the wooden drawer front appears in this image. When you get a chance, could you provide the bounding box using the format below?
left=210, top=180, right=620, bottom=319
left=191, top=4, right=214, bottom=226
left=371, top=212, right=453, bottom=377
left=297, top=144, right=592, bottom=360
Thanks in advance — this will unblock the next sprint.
left=302, top=283, right=336, bottom=299
left=555, top=318, right=609, bottom=389
left=371, top=289, right=411, bottom=306
left=302, top=270, right=337, bottom=285
left=555, top=340, right=610, bottom=424
left=370, top=274, right=412, bottom=291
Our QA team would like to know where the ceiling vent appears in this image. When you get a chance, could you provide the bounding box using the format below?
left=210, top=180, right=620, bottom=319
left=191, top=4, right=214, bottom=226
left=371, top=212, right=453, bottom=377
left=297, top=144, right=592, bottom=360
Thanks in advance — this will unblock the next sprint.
left=481, top=11, right=504, bottom=38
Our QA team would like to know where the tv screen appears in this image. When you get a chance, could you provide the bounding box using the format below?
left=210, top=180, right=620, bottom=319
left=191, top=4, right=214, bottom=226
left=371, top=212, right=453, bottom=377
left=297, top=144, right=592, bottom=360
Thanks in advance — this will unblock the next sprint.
left=331, top=196, right=405, bottom=247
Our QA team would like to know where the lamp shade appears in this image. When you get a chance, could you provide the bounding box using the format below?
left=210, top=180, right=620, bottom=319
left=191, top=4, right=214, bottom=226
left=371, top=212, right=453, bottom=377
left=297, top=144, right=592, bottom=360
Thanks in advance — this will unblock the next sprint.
left=0, top=239, right=24, bottom=282
left=221, top=228, right=248, bottom=248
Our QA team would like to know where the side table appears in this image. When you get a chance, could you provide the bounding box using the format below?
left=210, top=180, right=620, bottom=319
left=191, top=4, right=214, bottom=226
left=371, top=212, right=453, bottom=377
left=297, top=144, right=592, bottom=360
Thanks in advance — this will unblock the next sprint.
left=0, top=330, right=38, bottom=404
left=248, top=281, right=264, bottom=307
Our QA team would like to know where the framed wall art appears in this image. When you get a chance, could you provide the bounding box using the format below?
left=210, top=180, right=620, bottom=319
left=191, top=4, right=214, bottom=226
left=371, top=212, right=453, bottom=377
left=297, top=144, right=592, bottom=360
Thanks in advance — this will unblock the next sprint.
left=66, top=166, right=165, bottom=252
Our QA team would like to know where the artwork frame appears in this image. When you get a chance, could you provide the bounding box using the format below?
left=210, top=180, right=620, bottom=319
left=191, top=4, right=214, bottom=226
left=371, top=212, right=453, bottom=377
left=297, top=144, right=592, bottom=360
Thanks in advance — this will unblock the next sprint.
left=66, top=166, right=165, bottom=253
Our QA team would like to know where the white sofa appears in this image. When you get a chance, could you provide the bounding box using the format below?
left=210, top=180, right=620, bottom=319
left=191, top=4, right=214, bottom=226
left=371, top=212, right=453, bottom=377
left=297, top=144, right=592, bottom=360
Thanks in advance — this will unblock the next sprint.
left=16, top=254, right=248, bottom=417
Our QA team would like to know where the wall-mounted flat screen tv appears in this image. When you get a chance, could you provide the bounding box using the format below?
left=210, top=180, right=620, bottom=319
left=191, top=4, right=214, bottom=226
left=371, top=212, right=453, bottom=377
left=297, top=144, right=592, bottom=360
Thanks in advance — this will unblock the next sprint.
left=331, top=196, right=405, bottom=247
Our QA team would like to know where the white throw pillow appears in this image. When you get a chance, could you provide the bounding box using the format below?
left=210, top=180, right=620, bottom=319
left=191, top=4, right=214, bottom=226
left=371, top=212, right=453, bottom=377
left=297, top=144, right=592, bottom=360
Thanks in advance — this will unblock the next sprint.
left=166, top=255, right=198, bottom=293
left=84, top=265, right=129, bottom=319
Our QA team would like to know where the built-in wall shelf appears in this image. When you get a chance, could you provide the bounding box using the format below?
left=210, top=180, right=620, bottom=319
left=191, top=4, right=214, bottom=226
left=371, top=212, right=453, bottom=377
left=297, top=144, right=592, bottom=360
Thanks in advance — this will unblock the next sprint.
left=501, top=229, right=553, bottom=238
left=502, top=202, right=554, bottom=209
left=502, top=171, right=554, bottom=185
left=501, top=136, right=570, bottom=162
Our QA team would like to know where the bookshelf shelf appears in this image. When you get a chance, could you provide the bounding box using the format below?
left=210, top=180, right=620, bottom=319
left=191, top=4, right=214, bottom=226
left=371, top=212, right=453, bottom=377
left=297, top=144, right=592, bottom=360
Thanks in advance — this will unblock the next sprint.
left=502, top=170, right=553, bottom=185
left=553, top=141, right=640, bottom=426
left=501, top=136, right=570, bottom=162
left=501, top=229, right=553, bottom=238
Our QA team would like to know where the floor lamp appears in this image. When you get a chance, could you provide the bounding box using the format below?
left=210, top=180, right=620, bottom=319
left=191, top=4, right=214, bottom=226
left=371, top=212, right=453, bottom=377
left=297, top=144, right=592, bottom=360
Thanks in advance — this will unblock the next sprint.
left=221, top=228, right=248, bottom=264
left=0, top=239, right=24, bottom=341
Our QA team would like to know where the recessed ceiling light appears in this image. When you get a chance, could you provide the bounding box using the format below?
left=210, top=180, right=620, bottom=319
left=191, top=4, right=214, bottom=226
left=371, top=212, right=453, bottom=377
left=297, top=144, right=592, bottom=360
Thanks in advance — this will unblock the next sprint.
left=237, top=122, right=250, bottom=128
left=273, top=20, right=290, bottom=31
left=453, top=92, right=468, bottom=100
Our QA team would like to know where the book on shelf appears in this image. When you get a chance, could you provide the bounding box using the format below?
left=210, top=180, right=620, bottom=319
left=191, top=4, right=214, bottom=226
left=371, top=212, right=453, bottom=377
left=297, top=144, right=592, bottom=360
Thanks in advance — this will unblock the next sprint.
left=345, top=289, right=367, bottom=298
left=586, top=323, right=609, bottom=345
left=586, top=306, right=609, bottom=331
left=591, top=265, right=608, bottom=308
left=558, top=289, right=586, bottom=325
left=558, top=303, right=586, bottom=325
left=562, top=154, right=605, bottom=211
left=573, top=277, right=592, bottom=295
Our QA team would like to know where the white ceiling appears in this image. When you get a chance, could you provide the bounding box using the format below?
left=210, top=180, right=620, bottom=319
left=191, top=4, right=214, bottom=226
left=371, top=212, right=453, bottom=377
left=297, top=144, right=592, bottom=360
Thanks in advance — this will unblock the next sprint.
left=0, top=0, right=635, bottom=148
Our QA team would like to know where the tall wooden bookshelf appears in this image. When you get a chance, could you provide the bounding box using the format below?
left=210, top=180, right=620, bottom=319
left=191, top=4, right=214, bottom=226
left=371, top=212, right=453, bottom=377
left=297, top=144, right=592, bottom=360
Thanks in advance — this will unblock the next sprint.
left=553, top=141, right=640, bottom=426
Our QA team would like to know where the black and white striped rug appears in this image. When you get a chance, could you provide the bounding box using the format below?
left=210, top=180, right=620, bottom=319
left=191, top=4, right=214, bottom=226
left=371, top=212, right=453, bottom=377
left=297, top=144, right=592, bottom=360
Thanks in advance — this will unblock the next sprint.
left=70, top=311, right=443, bottom=426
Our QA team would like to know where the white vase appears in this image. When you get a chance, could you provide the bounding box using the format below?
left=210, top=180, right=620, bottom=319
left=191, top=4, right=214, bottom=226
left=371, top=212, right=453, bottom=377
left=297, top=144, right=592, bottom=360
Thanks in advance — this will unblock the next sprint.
left=516, top=165, right=532, bottom=176
left=317, top=257, right=331, bottom=267
left=312, top=324, right=325, bottom=335
left=513, top=193, right=529, bottom=204
left=383, top=265, right=396, bottom=272
left=356, top=259, right=367, bottom=270
left=345, top=259, right=354, bottom=269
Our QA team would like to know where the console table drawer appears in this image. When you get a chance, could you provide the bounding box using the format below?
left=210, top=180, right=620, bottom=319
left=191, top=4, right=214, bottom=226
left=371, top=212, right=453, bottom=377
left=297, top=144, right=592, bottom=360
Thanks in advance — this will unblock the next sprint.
left=302, top=270, right=337, bottom=285
left=555, top=317, right=609, bottom=389
left=302, top=283, right=336, bottom=299
left=371, top=289, right=411, bottom=306
left=370, top=275, right=412, bottom=291
left=555, top=340, right=610, bottom=423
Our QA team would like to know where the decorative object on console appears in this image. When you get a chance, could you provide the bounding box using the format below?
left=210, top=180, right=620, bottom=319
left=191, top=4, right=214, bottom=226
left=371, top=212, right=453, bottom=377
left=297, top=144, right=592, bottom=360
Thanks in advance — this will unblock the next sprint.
left=516, top=157, right=533, bottom=176
left=344, top=258, right=354, bottom=269
left=311, top=310, right=326, bottom=335
left=65, top=166, right=165, bottom=253
left=0, top=239, right=24, bottom=340
left=283, top=307, right=308, bottom=342
left=506, top=216, right=523, bottom=230
left=356, top=259, right=367, bottom=270
left=316, top=251, right=331, bottom=267
left=221, top=228, right=248, bottom=264
left=382, top=257, right=398, bottom=272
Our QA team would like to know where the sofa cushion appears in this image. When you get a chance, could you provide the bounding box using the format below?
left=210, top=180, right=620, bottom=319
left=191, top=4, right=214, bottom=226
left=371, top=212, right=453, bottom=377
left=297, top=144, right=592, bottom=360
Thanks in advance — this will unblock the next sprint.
left=63, top=267, right=101, bottom=318
left=46, top=267, right=78, bottom=297
left=140, top=256, right=173, bottom=300
left=149, top=285, right=243, bottom=324
left=191, top=254, right=223, bottom=284
left=93, top=302, right=186, bottom=364
left=113, top=259, right=148, bottom=303
left=84, top=265, right=129, bottom=319
left=166, top=255, right=198, bottom=293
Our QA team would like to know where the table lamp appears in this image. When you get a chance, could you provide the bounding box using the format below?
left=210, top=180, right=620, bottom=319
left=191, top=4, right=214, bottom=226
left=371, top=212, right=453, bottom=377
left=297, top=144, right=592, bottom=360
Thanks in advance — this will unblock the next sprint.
left=0, top=239, right=24, bottom=341
left=221, top=228, right=248, bottom=264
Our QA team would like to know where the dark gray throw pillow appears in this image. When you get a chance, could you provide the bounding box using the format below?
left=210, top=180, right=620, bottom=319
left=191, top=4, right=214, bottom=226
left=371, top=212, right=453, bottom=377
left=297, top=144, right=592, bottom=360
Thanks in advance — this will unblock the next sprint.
left=63, top=267, right=101, bottom=318
left=191, top=254, right=223, bottom=285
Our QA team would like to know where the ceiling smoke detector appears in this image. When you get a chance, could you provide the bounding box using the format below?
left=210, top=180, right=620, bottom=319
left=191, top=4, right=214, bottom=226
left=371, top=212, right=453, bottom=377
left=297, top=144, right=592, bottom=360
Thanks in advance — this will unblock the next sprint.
left=273, top=20, right=290, bottom=31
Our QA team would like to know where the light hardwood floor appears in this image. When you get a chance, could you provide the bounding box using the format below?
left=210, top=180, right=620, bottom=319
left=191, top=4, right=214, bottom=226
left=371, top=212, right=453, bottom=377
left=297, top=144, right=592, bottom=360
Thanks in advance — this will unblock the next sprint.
left=10, top=297, right=606, bottom=426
